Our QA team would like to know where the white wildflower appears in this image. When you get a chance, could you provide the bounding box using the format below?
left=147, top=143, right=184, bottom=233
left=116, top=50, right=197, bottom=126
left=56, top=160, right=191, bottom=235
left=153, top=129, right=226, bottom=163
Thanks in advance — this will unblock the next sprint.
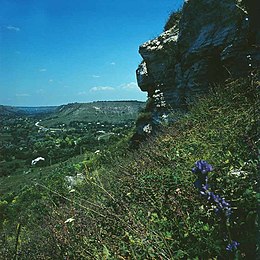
left=31, top=157, right=45, bottom=165
left=143, top=124, right=152, bottom=134
left=64, top=218, right=75, bottom=224
left=229, top=170, right=248, bottom=178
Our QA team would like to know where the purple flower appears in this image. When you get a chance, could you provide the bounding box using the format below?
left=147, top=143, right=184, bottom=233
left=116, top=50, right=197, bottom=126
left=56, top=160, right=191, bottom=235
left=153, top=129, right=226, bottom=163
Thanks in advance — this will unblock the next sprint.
left=199, top=185, right=209, bottom=195
left=192, top=160, right=232, bottom=219
left=226, top=241, right=240, bottom=251
left=192, top=160, right=212, bottom=190
left=191, top=160, right=237, bottom=250
left=207, top=192, right=232, bottom=218
left=192, top=160, right=213, bottom=174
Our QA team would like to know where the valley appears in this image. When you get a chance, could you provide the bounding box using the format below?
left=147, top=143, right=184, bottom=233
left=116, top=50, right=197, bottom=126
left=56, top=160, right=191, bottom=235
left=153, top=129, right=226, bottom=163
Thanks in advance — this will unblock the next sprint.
left=0, top=101, right=145, bottom=178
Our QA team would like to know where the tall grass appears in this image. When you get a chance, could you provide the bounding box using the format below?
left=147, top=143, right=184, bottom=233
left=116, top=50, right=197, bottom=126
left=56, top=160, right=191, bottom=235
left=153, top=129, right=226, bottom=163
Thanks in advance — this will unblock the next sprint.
left=0, top=76, right=258, bottom=259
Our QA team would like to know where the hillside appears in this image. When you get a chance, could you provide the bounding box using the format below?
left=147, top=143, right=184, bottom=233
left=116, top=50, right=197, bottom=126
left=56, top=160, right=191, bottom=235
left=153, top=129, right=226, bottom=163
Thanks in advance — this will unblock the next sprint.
left=0, top=101, right=145, bottom=123
left=0, top=106, right=18, bottom=116
left=0, top=105, right=57, bottom=117
left=0, top=77, right=258, bottom=259
left=41, top=101, right=145, bottom=127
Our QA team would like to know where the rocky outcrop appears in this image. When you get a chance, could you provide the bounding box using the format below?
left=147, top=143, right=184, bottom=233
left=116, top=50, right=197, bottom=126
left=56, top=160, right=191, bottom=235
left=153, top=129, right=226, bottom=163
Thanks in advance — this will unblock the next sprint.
left=135, top=0, right=260, bottom=139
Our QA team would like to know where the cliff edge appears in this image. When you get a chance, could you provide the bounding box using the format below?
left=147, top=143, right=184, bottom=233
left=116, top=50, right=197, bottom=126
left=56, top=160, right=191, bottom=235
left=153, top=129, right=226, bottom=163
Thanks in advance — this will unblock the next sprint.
left=134, top=0, right=260, bottom=141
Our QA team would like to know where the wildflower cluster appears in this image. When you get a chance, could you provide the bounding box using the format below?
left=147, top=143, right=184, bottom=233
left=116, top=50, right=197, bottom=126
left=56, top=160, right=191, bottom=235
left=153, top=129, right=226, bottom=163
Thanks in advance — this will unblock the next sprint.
left=192, top=160, right=212, bottom=190
left=199, top=186, right=232, bottom=218
left=192, top=160, right=239, bottom=252
left=226, top=241, right=240, bottom=252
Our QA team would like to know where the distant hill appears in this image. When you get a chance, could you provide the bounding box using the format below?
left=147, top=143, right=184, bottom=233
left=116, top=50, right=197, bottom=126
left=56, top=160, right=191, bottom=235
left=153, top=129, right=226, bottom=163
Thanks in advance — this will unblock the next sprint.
left=14, top=106, right=58, bottom=115
left=0, top=101, right=145, bottom=124
left=41, top=101, right=145, bottom=126
left=0, top=105, right=18, bottom=116
left=0, top=105, right=57, bottom=117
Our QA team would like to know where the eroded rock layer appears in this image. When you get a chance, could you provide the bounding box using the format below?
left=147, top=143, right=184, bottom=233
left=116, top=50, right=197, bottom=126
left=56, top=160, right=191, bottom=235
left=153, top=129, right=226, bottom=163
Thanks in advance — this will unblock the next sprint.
left=135, top=0, right=260, bottom=138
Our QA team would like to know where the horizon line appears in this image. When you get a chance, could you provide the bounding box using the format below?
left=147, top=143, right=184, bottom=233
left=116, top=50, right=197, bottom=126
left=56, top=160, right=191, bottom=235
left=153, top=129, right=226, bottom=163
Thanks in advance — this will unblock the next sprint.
left=0, top=99, right=146, bottom=108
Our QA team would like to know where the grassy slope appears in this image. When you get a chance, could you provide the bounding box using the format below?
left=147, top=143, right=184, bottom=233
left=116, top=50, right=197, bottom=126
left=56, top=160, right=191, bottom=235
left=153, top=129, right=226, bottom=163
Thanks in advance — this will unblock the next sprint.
left=41, top=101, right=145, bottom=126
left=0, top=77, right=258, bottom=259
left=91, top=77, right=258, bottom=259
left=0, top=154, right=89, bottom=195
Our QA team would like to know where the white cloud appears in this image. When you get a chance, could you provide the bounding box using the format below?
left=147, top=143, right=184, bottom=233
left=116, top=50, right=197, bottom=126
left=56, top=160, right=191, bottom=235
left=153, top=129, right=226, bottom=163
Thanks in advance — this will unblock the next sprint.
left=90, top=86, right=115, bottom=92
left=92, top=75, right=100, bottom=78
left=39, top=68, right=47, bottom=72
left=15, top=93, right=30, bottom=97
left=110, top=62, right=116, bottom=65
left=6, top=25, right=20, bottom=32
left=121, top=82, right=138, bottom=90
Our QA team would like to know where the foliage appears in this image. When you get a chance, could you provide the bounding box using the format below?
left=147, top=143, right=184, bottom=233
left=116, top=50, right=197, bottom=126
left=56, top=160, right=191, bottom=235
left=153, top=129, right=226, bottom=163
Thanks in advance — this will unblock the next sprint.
left=135, top=111, right=152, bottom=125
left=0, top=103, right=139, bottom=177
left=0, top=76, right=258, bottom=258
left=41, top=101, right=145, bottom=127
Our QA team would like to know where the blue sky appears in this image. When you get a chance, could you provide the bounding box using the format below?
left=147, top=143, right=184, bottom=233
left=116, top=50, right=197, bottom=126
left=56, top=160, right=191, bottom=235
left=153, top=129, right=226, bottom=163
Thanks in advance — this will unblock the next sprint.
left=0, top=0, right=183, bottom=106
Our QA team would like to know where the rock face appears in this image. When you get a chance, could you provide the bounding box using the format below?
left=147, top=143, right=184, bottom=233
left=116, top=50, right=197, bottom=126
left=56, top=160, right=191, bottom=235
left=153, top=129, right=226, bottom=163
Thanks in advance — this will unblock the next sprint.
left=135, top=0, right=260, bottom=139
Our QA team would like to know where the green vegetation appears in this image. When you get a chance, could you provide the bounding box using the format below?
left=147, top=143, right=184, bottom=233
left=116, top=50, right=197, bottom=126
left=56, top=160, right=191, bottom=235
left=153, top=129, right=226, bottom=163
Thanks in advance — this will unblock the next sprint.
left=136, top=111, right=152, bottom=125
left=0, top=101, right=144, bottom=178
left=0, top=75, right=258, bottom=259
left=41, top=101, right=145, bottom=127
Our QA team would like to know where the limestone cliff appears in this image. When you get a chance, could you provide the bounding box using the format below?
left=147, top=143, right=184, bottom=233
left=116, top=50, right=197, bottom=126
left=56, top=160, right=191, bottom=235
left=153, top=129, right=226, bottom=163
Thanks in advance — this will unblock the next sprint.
left=134, top=0, right=260, bottom=140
